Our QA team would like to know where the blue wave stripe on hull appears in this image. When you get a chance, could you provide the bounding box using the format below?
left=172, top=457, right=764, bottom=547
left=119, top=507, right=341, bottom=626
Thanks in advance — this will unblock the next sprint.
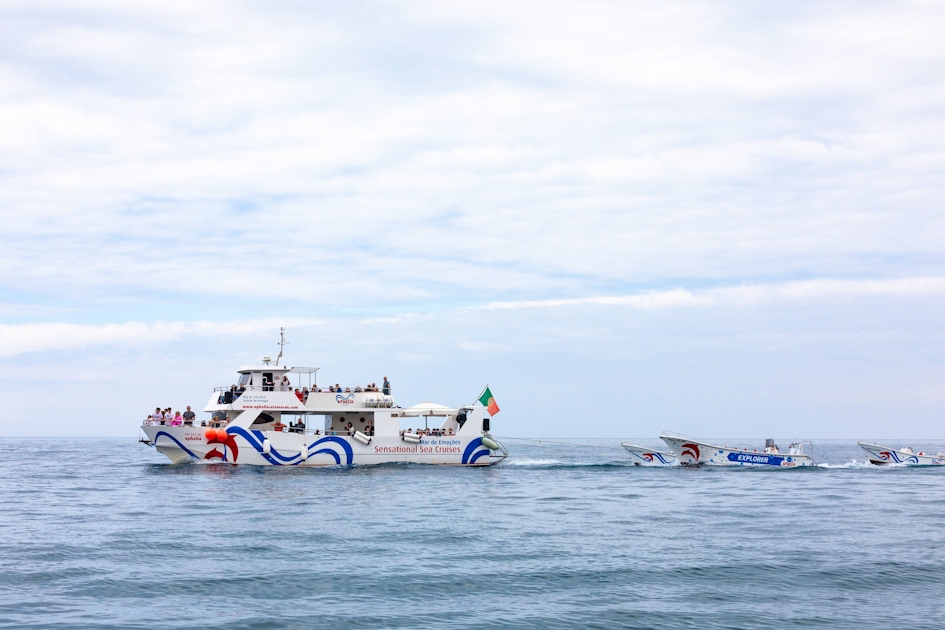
left=152, top=431, right=200, bottom=459
left=310, top=449, right=341, bottom=465
left=227, top=427, right=354, bottom=466
left=469, top=449, right=491, bottom=464
left=462, top=438, right=485, bottom=465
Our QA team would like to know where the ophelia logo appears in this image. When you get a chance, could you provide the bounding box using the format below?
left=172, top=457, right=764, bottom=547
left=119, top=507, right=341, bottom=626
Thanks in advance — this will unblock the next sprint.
left=335, top=393, right=355, bottom=405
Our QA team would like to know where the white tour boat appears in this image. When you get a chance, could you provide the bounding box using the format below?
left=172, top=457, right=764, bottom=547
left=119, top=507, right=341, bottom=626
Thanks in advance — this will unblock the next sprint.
left=620, top=443, right=677, bottom=466
left=659, top=432, right=814, bottom=467
left=858, top=442, right=945, bottom=466
left=140, top=332, right=507, bottom=467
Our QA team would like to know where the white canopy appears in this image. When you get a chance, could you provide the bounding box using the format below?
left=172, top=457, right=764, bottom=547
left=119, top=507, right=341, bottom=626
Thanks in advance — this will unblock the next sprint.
left=399, top=402, right=457, bottom=416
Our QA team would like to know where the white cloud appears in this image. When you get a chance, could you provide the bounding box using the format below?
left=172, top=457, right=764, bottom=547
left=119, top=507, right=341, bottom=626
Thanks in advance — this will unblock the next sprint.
left=3, top=276, right=944, bottom=358
left=0, top=1, right=944, bottom=312
left=1, top=1, right=945, bottom=437
left=477, top=276, right=945, bottom=312
left=0, top=317, right=320, bottom=358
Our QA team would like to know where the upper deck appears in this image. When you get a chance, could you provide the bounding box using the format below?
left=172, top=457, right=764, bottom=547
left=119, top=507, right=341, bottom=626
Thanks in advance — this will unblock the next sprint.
left=206, top=364, right=395, bottom=414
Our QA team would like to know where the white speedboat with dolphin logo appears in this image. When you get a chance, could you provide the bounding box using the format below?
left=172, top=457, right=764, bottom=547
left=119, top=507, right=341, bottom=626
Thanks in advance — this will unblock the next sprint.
left=858, top=442, right=945, bottom=466
left=140, top=330, right=507, bottom=467
left=620, top=443, right=677, bottom=466
left=659, top=432, right=813, bottom=467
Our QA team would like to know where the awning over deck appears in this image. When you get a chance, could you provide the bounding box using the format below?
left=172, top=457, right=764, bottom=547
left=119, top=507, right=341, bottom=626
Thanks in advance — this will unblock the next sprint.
left=398, top=402, right=457, bottom=416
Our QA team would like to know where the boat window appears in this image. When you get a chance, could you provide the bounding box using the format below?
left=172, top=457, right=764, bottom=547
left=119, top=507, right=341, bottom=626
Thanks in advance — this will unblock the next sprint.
left=238, top=373, right=250, bottom=387
left=263, top=372, right=274, bottom=391
left=251, top=413, right=275, bottom=425
left=456, top=410, right=467, bottom=428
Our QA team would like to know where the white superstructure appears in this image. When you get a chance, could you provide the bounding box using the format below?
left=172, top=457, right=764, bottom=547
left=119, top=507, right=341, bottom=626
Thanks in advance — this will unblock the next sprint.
left=140, top=332, right=507, bottom=467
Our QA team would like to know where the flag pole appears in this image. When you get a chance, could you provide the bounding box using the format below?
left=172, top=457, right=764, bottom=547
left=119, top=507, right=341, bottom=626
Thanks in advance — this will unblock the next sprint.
left=474, top=384, right=489, bottom=406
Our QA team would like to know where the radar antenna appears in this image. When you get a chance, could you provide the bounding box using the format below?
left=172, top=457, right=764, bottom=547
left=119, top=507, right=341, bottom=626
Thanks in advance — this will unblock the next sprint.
left=275, top=327, right=289, bottom=366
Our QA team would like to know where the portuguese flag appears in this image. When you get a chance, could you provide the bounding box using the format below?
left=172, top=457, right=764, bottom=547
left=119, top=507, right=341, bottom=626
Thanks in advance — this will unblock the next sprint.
left=478, top=387, right=500, bottom=416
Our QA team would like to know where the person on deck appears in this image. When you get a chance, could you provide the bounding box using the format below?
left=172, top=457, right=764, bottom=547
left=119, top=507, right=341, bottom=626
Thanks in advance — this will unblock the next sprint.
left=182, top=406, right=195, bottom=426
left=382, top=377, right=390, bottom=395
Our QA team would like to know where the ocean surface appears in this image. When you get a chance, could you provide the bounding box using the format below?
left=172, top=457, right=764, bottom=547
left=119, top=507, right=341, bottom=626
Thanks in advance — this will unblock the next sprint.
left=2, top=436, right=945, bottom=629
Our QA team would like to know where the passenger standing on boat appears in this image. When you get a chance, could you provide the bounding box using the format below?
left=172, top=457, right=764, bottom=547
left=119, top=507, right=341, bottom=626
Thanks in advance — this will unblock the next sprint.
left=211, top=410, right=226, bottom=427
left=280, top=375, right=291, bottom=391
left=152, top=408, right=163, bottom=425
left=182, top=406, right=195, bottom=426
left=382, top=377, right=391, bottom=395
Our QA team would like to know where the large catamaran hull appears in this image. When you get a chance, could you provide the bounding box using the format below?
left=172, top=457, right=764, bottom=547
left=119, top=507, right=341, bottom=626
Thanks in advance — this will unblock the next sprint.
left=143, top=425, right=504, bottom=466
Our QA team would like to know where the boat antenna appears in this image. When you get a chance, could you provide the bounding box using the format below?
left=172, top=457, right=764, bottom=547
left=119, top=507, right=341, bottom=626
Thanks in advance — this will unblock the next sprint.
left=276, top=327, right=289, bottom=366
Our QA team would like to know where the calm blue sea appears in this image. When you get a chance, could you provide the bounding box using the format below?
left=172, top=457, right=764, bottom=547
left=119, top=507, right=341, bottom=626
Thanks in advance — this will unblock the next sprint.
left=1, top=437, right=945, bottom=629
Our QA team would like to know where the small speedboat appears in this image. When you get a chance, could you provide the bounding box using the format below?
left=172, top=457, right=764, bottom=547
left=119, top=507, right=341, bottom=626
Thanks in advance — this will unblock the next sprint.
left=620, top=443, right=677, bottom=466
left=659, top=432, right=814, bottom=467
left=858, top=442, right=945, bottom=466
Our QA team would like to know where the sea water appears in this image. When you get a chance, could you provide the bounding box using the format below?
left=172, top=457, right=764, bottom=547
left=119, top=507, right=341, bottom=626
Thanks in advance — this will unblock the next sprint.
left=1, top=437, right=944, bottom=628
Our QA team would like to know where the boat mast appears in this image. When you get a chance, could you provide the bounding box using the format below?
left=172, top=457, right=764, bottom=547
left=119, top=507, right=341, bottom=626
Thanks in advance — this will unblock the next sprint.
left=276, top=327, right=289, bottom=366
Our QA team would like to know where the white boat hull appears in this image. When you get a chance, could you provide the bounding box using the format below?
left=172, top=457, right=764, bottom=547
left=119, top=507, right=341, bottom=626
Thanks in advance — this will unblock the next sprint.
left=660, top=434, right=813, bottom=467
left=620, top=443, right=677, bottom=466
left=143, top=426, right=506, bottom=466
left=858, top=442, right=945, bottom=466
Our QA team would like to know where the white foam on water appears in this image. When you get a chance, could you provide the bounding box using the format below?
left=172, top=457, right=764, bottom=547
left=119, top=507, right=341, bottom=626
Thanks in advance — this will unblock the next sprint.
left=504, top=458, right=563, bottom=466
left=817, top=459, right=881, bottom=469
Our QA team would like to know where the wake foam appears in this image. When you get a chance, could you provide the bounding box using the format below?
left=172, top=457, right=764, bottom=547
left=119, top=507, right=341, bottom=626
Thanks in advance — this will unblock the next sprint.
left=505, top=458, right=563, bottom=466
left=502, top=458, right=634, bottom=469
left=816, top=459, right=878, bottom=469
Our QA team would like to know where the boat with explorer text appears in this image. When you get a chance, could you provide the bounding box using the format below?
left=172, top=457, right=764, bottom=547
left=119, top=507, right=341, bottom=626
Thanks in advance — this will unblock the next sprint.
left=140, top=330, right=507, bottom=467
left=858, top=441, right=945, bottom=466
left=659, top=432, right=813, bottom=467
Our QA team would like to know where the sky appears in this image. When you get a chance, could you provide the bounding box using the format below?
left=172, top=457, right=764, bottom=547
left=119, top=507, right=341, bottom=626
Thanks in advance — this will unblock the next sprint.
left=1, top=0, right=945, bottom=439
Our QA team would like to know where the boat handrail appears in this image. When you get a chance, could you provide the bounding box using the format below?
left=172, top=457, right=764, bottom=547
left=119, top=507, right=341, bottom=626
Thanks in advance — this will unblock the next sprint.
left=790, top=439, right=814, bottom=459
left=658, top=430, right=699, bottom=441
left=211, top=386, right=396, bottom=407
left=214, top=384, right=392, bottom=395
